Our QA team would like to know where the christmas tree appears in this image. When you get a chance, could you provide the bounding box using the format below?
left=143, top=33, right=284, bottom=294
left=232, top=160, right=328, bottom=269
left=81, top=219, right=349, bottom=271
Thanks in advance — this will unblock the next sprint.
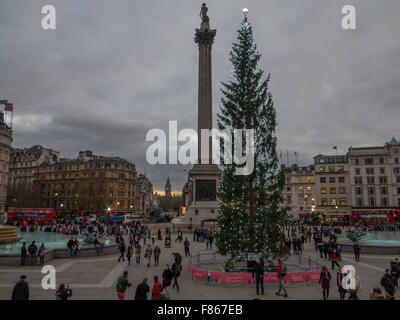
left=215, top=12, right=288, bottom=260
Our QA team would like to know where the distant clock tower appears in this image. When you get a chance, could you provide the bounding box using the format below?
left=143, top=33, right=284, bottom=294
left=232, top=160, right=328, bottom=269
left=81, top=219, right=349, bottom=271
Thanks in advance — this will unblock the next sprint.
left=165, top=177, right=172, bottom=198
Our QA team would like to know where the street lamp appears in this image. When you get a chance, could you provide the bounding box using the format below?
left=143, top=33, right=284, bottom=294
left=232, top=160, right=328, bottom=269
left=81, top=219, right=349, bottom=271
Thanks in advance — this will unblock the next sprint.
left=242, top=8, right=249, bottom=17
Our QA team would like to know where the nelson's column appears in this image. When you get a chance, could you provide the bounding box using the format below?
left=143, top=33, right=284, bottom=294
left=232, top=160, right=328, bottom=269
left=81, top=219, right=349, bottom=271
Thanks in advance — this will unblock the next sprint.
left=186, top=3, right=221, bottom=225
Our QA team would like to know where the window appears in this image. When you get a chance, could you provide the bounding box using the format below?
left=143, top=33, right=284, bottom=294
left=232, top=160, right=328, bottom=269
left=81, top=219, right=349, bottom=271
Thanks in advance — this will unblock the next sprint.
left=329, top=177, right=336, bottom=183
left=286, top=187, right=291, bottom=192
left=339, top=187, right=346, bottom=194
left=380, top=167, right=385, bottom=174
left=366, top=168, right=374, bottom=175
left=298, top=186, right=303, bottom=191
left=297, top=177, right=303, bottom=182
left=379, top=158, right=384, bottom=164
left=367, top=187, right=375, bottom=195
left=367, top=176, right=375, bottom=184
left=355, top=168, right=361, bottom=175
left=397, top=176, right=400, bottom=183
left=354, top=158, right=360, bottom=165
left=356, top=198, right=363, bottom=207
left=330, top=198, right=337, bottom=206
left=355, top=177, right=362, bottom=184
left=306, top=176, right=311, bottom=182
left=397, top=187, right=400, bottom=195
left=355, top=187, right=363, bottom=195
left=328, top=158, right=335, bottom=163
left=321, top=198, right=328, bottom=206
left=398, top=198, right=400, bottom=207
left=339, top=199, right=347, bottom=206
left=338, top=177, right=345, bottom=183
left=337, top=166, right=344, bottom=172
left=368, top=198, right=376, bottom=207
left=320, top=166, right=326, bottom=172
left=321, top=188, right=327, bottom=194
left=306, top=186, right=312, bottom=190
left=365, top=158, right=374, bottom=165
left=330, top=187, right=336, bottom=194
left=379, top=176, right=387, bottom=184
left=329, top=166, right=335, bottom=172
left=381, top=198, right=388, bottom=207
left=394, top=168, right=400, bottom=174
left=380, top=187, right=387, bottom=195
left=320, top=177, right=326, bottom=183
left=396, top=158, right=399, bottom=164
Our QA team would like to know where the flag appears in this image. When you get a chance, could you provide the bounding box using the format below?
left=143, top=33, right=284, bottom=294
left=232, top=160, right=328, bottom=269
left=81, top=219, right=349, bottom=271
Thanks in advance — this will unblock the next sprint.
left=333, top=146, right=337, bottom=150
left=0, top=100, right=7, bottom=105
left=4, top=103, right=13, bottom=111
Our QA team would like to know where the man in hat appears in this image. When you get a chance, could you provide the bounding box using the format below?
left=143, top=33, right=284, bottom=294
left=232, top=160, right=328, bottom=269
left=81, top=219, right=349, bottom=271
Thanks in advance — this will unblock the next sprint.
left=11, top=275, right=29, bottom=300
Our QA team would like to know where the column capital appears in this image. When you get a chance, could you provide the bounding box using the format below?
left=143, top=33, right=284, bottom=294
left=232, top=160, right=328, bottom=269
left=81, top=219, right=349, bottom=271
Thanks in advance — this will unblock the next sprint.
left=195, top=28, right=216, bottom=48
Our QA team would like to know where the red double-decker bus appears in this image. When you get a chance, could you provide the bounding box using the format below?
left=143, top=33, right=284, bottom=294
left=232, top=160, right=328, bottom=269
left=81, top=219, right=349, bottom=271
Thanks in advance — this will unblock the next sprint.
left=7, top=208, right=56, bottom=225
left=351, top=208, right=400, bottom=224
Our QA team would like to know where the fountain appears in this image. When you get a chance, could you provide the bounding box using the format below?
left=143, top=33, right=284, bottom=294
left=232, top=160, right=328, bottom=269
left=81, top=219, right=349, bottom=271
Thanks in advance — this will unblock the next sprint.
left=340, top=230, right=400, bottom=254
left=0, top=226, right=20, bottom=244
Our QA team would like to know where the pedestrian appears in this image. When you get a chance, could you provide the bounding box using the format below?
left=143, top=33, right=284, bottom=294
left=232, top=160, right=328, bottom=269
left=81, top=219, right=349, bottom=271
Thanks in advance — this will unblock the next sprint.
left=126, top=244, right=133, bottom=265
left=20, top=242, right=27, bottom=266
left=184, top=238, right=190, bottom=257
left=151, top=276, right=163, bottom=300
left=171, top=261, right=182, bottom=292
left=135, top=244, right=141, bottom=264
left=353, top=242, right=361, bottom=262
left=145, top=245, right=153, bottom=268
left=380, top=269, right=397, bottom=297
left=370, top=287, right=385, bottom=300
left=28, top=241, right=38, bottom=266
left=154, top=245, right=161, bottom=266
left=252, top=260, right=265, bottom=295
left=116, top=271, right=132, bottom=300
left=319, top=266, right=331, bottom=300
left=162, top=264, right=173, bottom=298
left=209, top=234, right=214, bottom=249
left=118, top=240, right=126, bottom=262
left=11, top=275, right=29, bottom=300
left=275, top=259, right=288, bottom=297
left=38, top=243, right=46, bottom=267
left=330, top=250, right=340, bottom=270
left=151, top=234, right=156, bottom=245
left=337, top=265, right=346, bottom=300
left=67, top=237, right=74, bottom=257
left=56, top=283, right=72, bottom=300
left=135, top=278, right=150, bottom=300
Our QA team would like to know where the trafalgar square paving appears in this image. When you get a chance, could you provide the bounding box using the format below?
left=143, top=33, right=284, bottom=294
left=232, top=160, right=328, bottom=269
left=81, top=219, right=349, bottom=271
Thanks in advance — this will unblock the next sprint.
left=0, top=228, right=396, bottom=300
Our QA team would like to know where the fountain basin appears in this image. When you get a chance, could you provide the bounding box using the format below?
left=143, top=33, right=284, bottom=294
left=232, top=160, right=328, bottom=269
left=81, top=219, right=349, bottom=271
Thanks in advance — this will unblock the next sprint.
left=0, top=226, right=20, bottom=244
left=340, top=231, right=400, bottom=255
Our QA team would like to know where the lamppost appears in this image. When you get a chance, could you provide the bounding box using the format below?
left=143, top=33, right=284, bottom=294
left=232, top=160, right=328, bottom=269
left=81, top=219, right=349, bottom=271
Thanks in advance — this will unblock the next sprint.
left=60, top=203, right=64, bottom=218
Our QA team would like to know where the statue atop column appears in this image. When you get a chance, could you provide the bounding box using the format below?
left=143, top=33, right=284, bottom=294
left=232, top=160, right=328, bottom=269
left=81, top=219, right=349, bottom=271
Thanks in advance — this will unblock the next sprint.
left=200, top=3, right=209, bottom=23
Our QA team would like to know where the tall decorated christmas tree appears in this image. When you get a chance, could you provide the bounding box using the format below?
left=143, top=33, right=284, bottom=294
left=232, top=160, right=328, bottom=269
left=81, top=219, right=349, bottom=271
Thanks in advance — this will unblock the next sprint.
left=215, top=11, right=288, bottom=260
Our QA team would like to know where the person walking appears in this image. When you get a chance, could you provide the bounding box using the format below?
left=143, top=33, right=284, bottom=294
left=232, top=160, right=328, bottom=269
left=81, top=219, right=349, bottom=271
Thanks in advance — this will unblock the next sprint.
left=252, top=260, right=265, bottom=295
left=56, top=283, right=72, bottom=300
left=171, top=261, right=182, bottom=292
left=20, top=242, right=27, bottom=266
left=184, top=238, right=190, bottom=257
left=11, top=275, right=29, bottom=300
left=319, top=266, right=332, bottom=300
left=275, top=259, right=288, bottom=297
left=209, top=234, right=214, bottom=249
left=380, top=269, right=397, bottom=297
left=67, top=238, right=74, bottom=258
left=126, top=244, right=133, bottom=266
left=135, top=244, right=141, bottom=264
left=162, top=264, right=173, bottom=298
left=353, top=242, right=361, bottom=262
left=38, top=244, right=46, bottom=267
left=154, top=245, right=161, bottom=267
left=330, top=249, right=340, bottom=270
left=116, top=271, right=132, bottom=300
left=151, top=276, right=163, bottom=300
left=135, top=278, right=150, bottom=300
left=337, top=266, right=346, bottom=300
left=118, top=241, right=126, bottom=262
left=145, top=245, right=153, bottom=268
left=28, top=241, right=38, bottom=266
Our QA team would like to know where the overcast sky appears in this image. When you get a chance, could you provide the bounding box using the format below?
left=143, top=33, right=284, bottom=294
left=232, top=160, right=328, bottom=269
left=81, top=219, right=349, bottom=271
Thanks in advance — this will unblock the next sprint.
left=1, top=0, right=399, bottom=193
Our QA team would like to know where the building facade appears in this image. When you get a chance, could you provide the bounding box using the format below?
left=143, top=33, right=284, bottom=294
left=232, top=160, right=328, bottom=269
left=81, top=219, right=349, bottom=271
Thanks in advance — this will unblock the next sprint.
left=0, top=111, right=12, bottom=215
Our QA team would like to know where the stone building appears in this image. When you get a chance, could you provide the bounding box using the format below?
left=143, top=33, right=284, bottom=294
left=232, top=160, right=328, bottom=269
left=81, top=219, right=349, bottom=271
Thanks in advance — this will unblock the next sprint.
left=348, top=138, right=400, bottom=209
left=281, top=164, right=316, bottom=220
left=313, top=154, right=352, bottom=221
left=135, top=173, right=153, bottom=216
left=0, top=111, right=12, bottom=215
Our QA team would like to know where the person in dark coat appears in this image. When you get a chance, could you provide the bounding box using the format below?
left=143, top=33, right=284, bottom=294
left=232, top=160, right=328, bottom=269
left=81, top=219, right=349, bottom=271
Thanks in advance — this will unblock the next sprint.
left=11, top=275, right=29, bottom=300
left=252, top=260, right=265, bottom=295
left=380, top=269, right=398, bottom=296
left=135, top=277, right=150, bottom=300
left=20, top=242, right=27, bottom=266
left=319, top=266, right=331, bottom=300
left=162, top=264, right=173, bottom=298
